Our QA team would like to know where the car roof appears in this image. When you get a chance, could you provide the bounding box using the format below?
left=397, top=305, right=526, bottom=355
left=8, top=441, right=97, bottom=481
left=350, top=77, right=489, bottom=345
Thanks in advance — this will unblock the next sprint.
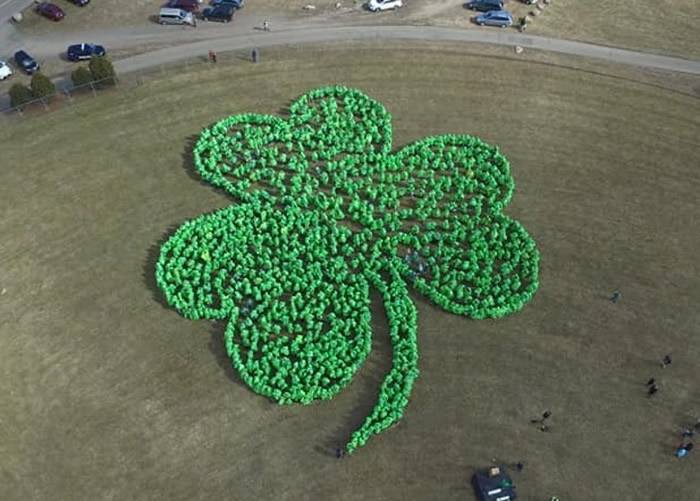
left=160, top=7, right=189, bottom=14
left=15, top=50, right=30, bottom=57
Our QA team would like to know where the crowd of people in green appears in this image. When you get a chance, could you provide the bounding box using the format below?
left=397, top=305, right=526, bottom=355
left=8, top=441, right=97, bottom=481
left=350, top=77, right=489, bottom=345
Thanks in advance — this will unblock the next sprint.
left=156, top=86, right=540, bottom=452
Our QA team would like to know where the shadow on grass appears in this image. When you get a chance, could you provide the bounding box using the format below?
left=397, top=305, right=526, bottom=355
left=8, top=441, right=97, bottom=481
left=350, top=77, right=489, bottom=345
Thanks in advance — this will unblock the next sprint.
left=143, top=223, right=182, bottom=312
left=318, top=288, right=394, bottom=455
left=142, top=133, right=214, bottom=312
left=208, top=319, right=251, bottom=390
left=182, top=133, right=211, bottom=190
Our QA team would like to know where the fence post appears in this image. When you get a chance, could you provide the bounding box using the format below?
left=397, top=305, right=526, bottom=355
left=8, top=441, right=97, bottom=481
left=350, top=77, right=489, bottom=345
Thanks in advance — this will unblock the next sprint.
left=90, top=82, right=97, bottom=97
left=41, top=97, right=49, bottom=111
left=64, top=88, right=73, bottom=103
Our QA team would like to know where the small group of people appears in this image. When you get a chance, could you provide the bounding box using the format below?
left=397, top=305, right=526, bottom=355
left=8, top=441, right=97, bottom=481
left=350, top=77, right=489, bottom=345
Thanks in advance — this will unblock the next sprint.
left=405, top=248, right=430, bottom=280
left=675, top=419, right=700, bottom=458
left=646, top=355, right=671, bottom=396
left=645, top=355, right=698, bottom=459
left=240, top=297, right=255, bottom=315
left=530, top=410, right=552, bottom=432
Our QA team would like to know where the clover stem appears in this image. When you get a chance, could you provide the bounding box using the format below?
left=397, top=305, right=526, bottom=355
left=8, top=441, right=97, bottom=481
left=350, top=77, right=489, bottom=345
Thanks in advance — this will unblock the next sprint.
left=345, top=264, right=419, bottom=454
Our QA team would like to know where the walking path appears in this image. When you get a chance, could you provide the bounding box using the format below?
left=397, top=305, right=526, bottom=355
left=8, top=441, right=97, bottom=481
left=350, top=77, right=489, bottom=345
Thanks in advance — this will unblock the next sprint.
left=2, top=13, right=699, bottom=111
left=109, top=24, right=700, bottom=76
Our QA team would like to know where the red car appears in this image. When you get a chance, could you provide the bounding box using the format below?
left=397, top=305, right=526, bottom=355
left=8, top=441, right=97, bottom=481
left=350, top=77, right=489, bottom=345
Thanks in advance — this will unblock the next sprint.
left=36, top=2, right=65, bottom=21
left=166, top=0, right=200, bottom=12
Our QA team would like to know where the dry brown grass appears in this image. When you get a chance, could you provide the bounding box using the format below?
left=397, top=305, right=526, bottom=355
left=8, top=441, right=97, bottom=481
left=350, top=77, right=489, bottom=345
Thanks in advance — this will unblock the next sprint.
left=1, top=42, right=699, bottom=501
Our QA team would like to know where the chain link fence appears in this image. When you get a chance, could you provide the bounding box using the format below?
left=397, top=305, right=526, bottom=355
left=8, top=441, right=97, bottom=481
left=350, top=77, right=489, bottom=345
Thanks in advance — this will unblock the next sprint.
left=0, top=51, right=255, bottom=121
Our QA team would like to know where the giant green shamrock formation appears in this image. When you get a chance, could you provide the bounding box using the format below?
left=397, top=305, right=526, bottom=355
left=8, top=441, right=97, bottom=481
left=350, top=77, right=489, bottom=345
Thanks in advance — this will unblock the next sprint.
left=156, top=86, right=540, bottom=453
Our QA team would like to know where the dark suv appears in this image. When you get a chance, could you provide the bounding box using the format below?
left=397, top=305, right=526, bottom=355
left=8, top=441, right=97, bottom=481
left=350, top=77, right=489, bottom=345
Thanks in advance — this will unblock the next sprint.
left=202, top=4, right=235, bottom=22
left=211, top=0, right=245, bottom=9
left=465, top=0, right=503, bottom=11
left=14, top=50, right=40, bottom=74
left=167, top=0, right=200, bottom=12
left=67, top=43, right=106, bottom=61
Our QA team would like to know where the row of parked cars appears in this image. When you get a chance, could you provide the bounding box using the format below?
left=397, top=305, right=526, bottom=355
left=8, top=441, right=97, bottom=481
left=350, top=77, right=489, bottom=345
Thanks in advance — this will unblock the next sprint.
left=0, top=43, right=106, bottom=82
left=159, top=0, right=245, bottom=25
left=34, top=0, right=90, bottom=22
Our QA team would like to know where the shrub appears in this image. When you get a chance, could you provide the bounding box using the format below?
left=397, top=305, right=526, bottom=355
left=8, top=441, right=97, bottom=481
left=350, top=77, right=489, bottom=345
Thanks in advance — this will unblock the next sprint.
left=8, top=83, right=33, bottom=108
left=71, top=66, right=94, bottom=87
left=30, top=73, right=55, bottom=99
left=88, top=56, right=116, bottom=86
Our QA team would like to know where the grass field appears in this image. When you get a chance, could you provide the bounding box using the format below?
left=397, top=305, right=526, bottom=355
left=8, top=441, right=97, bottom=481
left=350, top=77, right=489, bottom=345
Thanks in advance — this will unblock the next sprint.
left=1, top=42, right=699, bottom=501
left=530, top=0, right=700, bottom=60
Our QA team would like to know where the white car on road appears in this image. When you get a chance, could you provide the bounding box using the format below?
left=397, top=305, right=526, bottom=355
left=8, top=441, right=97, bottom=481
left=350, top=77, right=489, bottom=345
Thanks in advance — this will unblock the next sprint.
left=0, top=60, right=13, bottom=80
left=367, top=0, right=402, bottom=11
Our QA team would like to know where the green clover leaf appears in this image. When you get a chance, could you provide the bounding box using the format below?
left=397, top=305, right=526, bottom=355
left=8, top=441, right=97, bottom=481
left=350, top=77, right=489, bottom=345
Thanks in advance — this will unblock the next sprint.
left=156, top=86, right=539, bottom=453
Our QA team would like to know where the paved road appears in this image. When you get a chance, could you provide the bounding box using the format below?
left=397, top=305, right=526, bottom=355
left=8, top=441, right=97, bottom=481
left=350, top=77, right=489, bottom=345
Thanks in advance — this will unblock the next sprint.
left=109, top=24, right=700, bottom=76
left=0, top=0, right=33, bottom=24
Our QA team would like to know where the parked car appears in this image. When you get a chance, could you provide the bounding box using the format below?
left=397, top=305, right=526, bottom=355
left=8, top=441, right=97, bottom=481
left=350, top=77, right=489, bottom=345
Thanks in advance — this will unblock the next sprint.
left=465, top=0, right=503, bottom=12
left=521, top=0, right=538, bottom=4
left=0, top=60, right=13, bottom=80
left=201, top=4, right=235, bottom=22
left=67, top=0, right=90, bottom=6
left=211, top=0, right=245, bottom=8
left=14, top=50, right=40, bottom=74
left=67, top=43, right=106, bottom=61
left=167, top=0, right=200, bottom=12
left=367, top=0, right=402, bottom=11
left=159, top=7, right=195, bottom=25
left=474, top=9, right=513, bottom=27
left=36, top=2, right=65, bottom=21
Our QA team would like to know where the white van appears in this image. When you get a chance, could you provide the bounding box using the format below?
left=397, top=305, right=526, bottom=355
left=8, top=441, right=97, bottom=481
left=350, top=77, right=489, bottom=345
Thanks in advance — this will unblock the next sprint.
left=159, top=7, right=195, bottom=26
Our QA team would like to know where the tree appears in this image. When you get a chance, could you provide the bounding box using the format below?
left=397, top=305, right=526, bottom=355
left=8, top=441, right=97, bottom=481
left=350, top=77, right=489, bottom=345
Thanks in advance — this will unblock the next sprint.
left=30, top=73, right=56, bottom=99
left=71, top=66, right=93, bottom=87
left=9, top=83, right=33, bottom=108
left=88, top=56, right=116, bottom=86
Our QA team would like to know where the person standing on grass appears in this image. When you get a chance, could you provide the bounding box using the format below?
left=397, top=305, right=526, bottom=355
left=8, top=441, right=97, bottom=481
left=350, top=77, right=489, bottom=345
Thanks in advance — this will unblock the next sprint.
left=531, top=410, right=551, bottom=424
left=263, top=19, right=270, bottom=31
left=661, top=354, right=672, bottom=368
left=610, top=290, right=621, bottom=303
left=519, top=16, right=528, bottom=32
left=648, top=383, right=658, bottom=397
left=675, top=442, right=693, bottom=458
